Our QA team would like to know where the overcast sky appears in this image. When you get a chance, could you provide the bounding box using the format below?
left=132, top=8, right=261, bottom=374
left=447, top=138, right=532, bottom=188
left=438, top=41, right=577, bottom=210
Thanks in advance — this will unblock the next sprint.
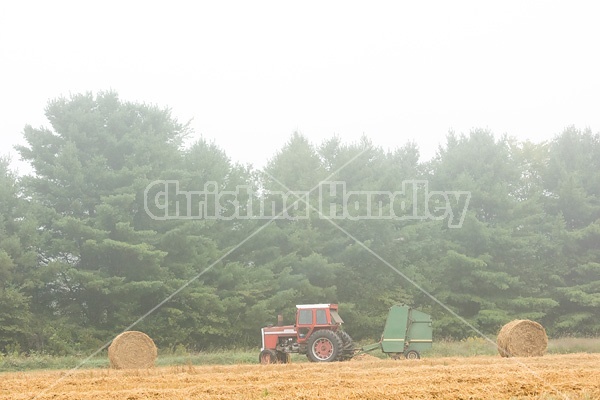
left=1, top=1, right=599, bottom=173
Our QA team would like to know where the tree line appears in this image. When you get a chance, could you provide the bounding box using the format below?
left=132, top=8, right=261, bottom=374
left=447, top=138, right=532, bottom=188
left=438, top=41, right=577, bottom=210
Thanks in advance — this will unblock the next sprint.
left=0, top=91, right=598, bottom=355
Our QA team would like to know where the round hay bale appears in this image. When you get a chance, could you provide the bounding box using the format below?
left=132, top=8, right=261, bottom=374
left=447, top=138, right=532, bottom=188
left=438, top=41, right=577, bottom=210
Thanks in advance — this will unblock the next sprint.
left=108, top=331, right=157, bottom=369
left=497, top=319, right=548, bottom=357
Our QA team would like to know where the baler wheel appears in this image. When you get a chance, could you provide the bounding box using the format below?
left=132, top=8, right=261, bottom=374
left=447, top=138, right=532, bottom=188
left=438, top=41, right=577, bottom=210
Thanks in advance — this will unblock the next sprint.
left=259, top=349, right=277, bottom=364
left=306, top=330, right=343, bottom=362
left=404, top=350, right=420, bottom=360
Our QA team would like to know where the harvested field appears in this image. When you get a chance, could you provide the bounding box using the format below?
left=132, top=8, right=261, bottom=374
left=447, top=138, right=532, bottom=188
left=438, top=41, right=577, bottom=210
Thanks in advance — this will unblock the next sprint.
left=1, top=353, right=599, bottom=399
left=349, top=353, right=380, bottom=361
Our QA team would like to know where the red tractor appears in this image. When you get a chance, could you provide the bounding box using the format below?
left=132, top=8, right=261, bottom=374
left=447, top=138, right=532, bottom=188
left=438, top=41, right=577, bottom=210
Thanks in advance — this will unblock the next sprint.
left=259, top=303, right=354, bottom=364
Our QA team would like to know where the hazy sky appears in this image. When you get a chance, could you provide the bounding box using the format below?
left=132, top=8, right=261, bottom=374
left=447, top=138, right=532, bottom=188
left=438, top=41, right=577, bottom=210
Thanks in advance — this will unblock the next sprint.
left=1, top=1, right=599, bottom=173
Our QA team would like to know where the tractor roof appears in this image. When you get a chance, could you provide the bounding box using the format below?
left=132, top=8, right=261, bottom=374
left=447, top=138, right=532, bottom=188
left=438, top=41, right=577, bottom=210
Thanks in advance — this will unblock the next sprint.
left=296, top=304, right=338, bottom=309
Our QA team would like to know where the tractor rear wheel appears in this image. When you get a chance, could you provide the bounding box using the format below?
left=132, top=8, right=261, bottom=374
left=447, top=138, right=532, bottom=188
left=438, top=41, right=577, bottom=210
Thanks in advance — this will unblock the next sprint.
left=337, top=330, right=354, bottom=361
left=338, top=330, right=354, bottom=349
left=306, top=330, right=343, bottom=362
left=259, top=349, right=277, bottom=364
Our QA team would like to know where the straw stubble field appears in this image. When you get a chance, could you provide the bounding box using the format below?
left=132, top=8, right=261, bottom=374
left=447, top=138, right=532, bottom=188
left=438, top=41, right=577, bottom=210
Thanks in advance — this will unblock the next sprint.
left=1, top=353, right=599, bottom=399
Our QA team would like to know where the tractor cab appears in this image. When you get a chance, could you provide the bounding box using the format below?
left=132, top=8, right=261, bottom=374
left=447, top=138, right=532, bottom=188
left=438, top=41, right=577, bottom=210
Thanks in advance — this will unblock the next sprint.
left=295, top=304, right=343, bottom=342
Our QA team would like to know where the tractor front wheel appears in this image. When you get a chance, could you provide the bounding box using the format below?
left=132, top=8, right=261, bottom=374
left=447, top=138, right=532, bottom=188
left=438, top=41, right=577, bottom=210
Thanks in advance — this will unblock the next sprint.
left=306, top=330, right=343, bottom=362
left=259, top=349, right=277, bottom=364
left=276, top=351, right=291, bottom=364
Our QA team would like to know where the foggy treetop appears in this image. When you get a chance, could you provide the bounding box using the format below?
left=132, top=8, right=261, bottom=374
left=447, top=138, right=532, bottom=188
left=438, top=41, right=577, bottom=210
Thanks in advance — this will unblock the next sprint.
left=0, top=92, right=598, bottom=355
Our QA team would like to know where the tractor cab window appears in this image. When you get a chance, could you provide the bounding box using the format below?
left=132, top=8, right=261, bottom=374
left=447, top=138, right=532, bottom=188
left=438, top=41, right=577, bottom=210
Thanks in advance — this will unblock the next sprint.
left=316, top=309, right=328, bottom=325
left=298, top=309, right=313, bottom=325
